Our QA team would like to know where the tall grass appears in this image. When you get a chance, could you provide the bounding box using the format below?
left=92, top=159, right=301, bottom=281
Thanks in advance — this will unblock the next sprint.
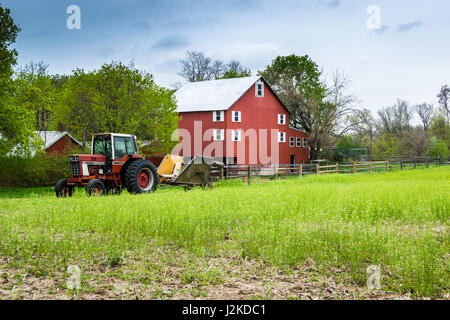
left=0, top=167, right=448, bottom=297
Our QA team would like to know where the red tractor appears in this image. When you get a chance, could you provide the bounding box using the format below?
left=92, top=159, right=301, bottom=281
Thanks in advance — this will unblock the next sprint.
left=55, top=133, right=159, bottom=197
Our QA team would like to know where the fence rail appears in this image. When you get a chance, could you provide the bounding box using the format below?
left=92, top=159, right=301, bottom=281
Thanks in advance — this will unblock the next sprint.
left=211, top=157, right=450, bottom=183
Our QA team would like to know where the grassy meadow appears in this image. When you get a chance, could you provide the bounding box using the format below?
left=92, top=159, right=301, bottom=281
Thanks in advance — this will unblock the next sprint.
left=0, top=167, right=448, bottom=299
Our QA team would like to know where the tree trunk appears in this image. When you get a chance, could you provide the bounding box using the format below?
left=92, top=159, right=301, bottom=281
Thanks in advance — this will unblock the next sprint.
left=83, top=131, right=86, bottom=153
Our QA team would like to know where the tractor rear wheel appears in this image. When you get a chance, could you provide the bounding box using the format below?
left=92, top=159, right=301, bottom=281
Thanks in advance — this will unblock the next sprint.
left=55, top=179, right=73, bottom=198
left=86, top=179, right=106, bottom=197
left=126, top=159, right=158, bottom=194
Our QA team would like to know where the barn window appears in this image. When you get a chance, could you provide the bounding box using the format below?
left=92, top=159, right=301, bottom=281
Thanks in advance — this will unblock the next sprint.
left=255, top=80, right=264, bottom=98
left=296, top=137, right=301, bottom=147
left=278, top=132, right=286, bottom=143
left=278, top=114, right=286, bottom=125
left=232, top=130, right=241, bottom=142
left=213, top=129, right=224, bottom=141
left=289, top=137, right=295, bottom=147
left=302, top=137, right=307, bottom=147
left=232, top=111, right=241, bottom=122
left=213, top=111, right=224, bottom=122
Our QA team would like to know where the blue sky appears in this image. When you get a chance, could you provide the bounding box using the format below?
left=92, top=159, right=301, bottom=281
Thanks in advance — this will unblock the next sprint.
left=3, top=0, right=449, bottom=116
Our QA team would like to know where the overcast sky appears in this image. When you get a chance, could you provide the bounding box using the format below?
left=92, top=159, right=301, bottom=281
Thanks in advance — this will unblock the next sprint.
left=3, top=0, right=449, bottom=115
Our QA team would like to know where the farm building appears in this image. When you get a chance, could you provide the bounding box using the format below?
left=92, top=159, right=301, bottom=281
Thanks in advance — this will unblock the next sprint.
left=173, top=76, right=309, bottom=165
left=36, top=131, right=82, bottom=154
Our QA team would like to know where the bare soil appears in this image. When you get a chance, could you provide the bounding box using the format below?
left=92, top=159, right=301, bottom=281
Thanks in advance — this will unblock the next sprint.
left=0, top=247, right=434, bottom=300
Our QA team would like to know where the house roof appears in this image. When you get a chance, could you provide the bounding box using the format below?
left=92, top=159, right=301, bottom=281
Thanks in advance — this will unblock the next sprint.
left=36, top=131, right=82, bottom=150
left=174, top=76, right=262, bottom=113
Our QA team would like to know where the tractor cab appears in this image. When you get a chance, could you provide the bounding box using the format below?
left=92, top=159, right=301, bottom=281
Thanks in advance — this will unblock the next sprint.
left=91, top=133, right=138, bottom=174
left=92, top=133, right=138, bottom=160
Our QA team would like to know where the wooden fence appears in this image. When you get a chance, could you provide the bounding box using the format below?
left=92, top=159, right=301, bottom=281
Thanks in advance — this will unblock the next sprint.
left=211, top=157, right=450, bottom=184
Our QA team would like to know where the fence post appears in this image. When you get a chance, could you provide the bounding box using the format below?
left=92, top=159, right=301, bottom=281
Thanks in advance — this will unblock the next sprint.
left=353, top=161, right=357, bottom=175
left=316, top=164, right=319, bottom=175
left=370, top=161, right=373, bottom=174
left=220, top=167, right=224, bottom=180
left=438, top=156, right=441, bottom=166
left=299, top=164, right=303, bottom=178
left=275, top=165, right=278, bottom=179
left=385, top=160, right=389, bottom=172
left=336, top=163, right=339, bottom=174
left=400, top=160, right=403, bottom=170
left=248, top=165, right=251, bottom=185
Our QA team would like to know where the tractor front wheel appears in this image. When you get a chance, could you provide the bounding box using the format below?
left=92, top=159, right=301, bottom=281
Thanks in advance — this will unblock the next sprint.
left=55, top=179, right=73, bottom=198
left=86, top=179, right=106, bottom=197
left=126, top=159, right=158, bottom=194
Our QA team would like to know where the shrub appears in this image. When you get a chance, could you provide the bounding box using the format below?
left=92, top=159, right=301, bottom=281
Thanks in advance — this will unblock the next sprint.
left=0, top=152, right=71, bottom=187
left=426, top=137, right=449, bottom=158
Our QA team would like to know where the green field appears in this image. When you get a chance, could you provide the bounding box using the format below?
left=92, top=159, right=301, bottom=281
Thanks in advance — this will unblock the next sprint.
left=0, top=167, right=448, bottom=299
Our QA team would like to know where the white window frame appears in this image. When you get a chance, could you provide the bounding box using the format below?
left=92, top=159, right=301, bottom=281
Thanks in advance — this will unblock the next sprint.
left=278, top=132, right=286, bottom=143
left=213, top=111, right=224, bottom=122
left=213, top=129, right=224, bottom=141
left=255, top=80, right=264, bottom=98
left=296, top=137, right=301, bottom=147
left=302, top=137, right=307, bottom=147
left=278, top=114, right=286, bottom=125
left=289, top=137, right=295, bottom=147
left=232, top=130, right=241, bottom=142
left=232, top=111, right=241, bottom=123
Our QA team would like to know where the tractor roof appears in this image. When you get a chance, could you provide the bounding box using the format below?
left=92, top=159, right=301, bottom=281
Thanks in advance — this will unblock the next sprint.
left=93, top=133, right=136, bottom=138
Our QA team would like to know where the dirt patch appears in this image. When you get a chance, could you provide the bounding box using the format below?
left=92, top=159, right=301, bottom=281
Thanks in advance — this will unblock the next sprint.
left=0, top=249, right=438, bottom=300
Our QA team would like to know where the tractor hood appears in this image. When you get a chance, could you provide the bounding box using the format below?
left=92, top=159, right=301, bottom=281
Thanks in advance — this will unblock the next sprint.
left=73, top=154, right=106, bottom=162
left=68, top=154, right=107, bottom=177
left=69, top=154, right=107, bottom=163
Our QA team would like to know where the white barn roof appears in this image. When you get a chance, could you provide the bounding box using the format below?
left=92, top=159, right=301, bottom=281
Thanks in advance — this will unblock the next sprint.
left=174, top=76, right=262, bottom=113
left=36, top=131, right=82, bottom=150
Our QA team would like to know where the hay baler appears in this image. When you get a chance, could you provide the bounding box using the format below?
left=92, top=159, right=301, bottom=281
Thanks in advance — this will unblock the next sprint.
left=157, top=155, right=224, bottom=190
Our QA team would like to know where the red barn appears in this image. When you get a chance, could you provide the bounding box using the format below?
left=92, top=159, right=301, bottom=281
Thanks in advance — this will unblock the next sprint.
left=173, top=76, right=309, bottom=165
left=37, top=131, right=82, bottom=155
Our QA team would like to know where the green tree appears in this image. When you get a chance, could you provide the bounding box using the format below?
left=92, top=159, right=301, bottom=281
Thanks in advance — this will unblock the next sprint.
left=335, top=135, right=360, bottom=149
left=218, top=68, right=251, bottom=79
left=58, top=62, right=180, bottom=155
left=426, top=137, right=448, bottom=158
left=14, top=69, right=57, bottom=133
left=95, top=62, right=179, bottom=154
left=179, top=51, right=251, bottom=82
left=0, top=4, right=38, bottom=156
left=217, top=60, right=251, bottom=79
left=0, top=4, right=20, bottom=87
left=347, top=109, right=378, bottom=157
left=259, top=55, right=355, bottom=159
left=429, top=112, right=450, bottom=146
left=57, top=69, right=101, bottom=152
left=372, top=133, right=399, bottom=158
